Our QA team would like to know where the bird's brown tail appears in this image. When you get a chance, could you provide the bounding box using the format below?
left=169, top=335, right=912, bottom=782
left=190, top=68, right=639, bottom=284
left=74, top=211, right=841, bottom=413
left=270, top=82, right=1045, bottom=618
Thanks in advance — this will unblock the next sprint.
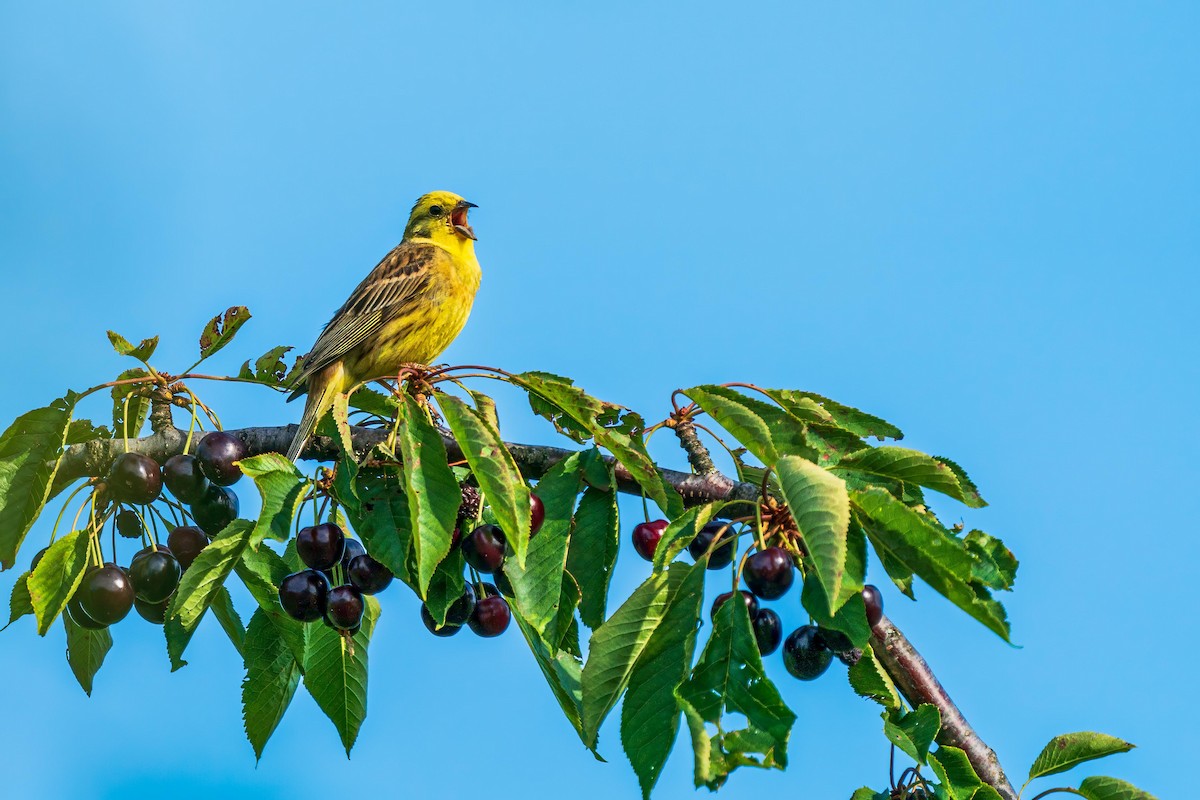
left=285, top=365, right=343, bottom=462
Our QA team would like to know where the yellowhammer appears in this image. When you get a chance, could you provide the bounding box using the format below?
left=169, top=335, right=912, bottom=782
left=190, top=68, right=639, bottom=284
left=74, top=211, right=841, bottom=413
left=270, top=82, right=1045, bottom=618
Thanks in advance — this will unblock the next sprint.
left=285, top=190, right=481, bottom=461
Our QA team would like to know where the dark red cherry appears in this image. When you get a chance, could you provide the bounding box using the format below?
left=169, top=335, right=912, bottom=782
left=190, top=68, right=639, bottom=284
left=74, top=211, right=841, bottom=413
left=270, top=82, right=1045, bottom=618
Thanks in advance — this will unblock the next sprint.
left=67, top=593, right=108, bottom=630
left=167, top=526, right=208, bottom=570
left=195, top=431, right=248, bottom=487
left=743, top=547, right=795, bottom=600
left=863, top=584, right=884, bottom=627
left=134, top=595, right=171, bottom=624
left=347, top=554, right=393, bottom=595
left=129, top=548, right=181, bottom=603
left=115, top=510, right=142, bottom=540
left=445, top=582, right=477, bottom=626
left=78, top=565, right=135, bottom=625
left=468, top=593, right=511, bottom=637
left=529, top=493, right=545, bottom=536
left=191, top=485, right=239, bottom=535
left=278, top=570, right=330, bottom=622
left=162, top=454, right=211, bottom=504
left=632, top=519, right=668, bottom=562
left=711, top=590, right=759, bottom=622
left=297, top=523, right=345, bottom=571
left=421, top=605, right=462, bottom=637
left=688, top=521, right=736, bottom=570
left=783, top=625, right=832, bottom=681
left=752, top=608, right=783, bottom=655
left=326, top=585, right=365, bottom=631
left=460, top=524, right=506, bottom=573
left=107, top=452, right=163, bottom=505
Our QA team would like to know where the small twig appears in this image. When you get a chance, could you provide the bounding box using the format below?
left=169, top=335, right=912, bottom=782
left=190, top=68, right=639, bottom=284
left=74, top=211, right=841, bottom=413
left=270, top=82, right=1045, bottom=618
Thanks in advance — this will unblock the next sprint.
left=671, top=415, right=718, bottom=475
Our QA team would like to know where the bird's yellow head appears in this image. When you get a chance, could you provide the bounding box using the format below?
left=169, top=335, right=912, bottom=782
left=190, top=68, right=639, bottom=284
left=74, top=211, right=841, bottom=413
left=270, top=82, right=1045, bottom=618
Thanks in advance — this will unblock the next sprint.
left=403, top=191, right=478, bottom=244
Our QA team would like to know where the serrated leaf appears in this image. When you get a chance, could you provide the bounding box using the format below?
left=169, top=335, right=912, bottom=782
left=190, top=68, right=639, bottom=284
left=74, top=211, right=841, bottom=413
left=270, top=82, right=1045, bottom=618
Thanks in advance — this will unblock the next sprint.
left=1027, top=732, right=1135, bottom=780
left=303, top=595, right=380, bottom=756
left=238, top=453, right=305, bottom=546
left=581, top=567, right=684, bottom=747
left=567, top=484, right=620, bottom=629
left=0, top=394, right=76, bottom=569
left=395, top=396, right=460, bottom=597
left=776, top=455, right=850, bottom=615
left=833, top=446, right=986, bottom=508
left=1077, top=776, right=1159, bottom=800
left=335, top=462, right=413, bottom=590
left=242, top=608, right=303, bottom=761
left=621, top=560, right=706, bottom=798
left=854, top=488, right=1011, bottom=640
left=801, top=517, right=868, bottom=643
left=878, top=544, right=916, bottom=598
left=762, top=389, right=903, bottom=440
left=883, top=703, right=941, bottom=764
left=28, top=529, right=91, bottom=635
left=65, top=418, right=111, bottom=445
left=63, top=612, right=112, bottom=696
left=928, top=746, right=982, bottom=800
left=505, top=452, right=585, bottom=636
left=438, top=392, right=532, bottom=568
left=165, top=520, right=254, bottom=670
left=106, top=330, right=159, bottom=362
left=110, top=369, right=149, bottom=441
left=210, top=586, right=245, bottom=656
left=963, top=530, right=1018, bottom=591
left=513, top=372, right=683, bottom=517
left=5, top=573, right=33, bottom=628
left=235, top=545, right=308, bottom=666
left=197, top=306, right=251, bottom=361
left=547, top=573, right=583, bottom=657
left=512, top=608, right=593, bottom=752
left=847, top=646, right=900, bottom=712
left=683, top=385, right=781, bottom=465
left=652, top=503, right=726, bottom=572
left=423, top=548, right=465, bottom=627
left=971, top=787, right=1005, bottom=800
left=237, top=345, right=294, bottom=385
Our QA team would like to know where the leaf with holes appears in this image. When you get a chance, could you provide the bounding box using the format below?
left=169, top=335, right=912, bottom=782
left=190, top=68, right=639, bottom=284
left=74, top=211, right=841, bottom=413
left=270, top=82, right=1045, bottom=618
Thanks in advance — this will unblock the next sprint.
left=106, top=330, right=159, bottom=362
left=196, top=306, right=252, bottom=362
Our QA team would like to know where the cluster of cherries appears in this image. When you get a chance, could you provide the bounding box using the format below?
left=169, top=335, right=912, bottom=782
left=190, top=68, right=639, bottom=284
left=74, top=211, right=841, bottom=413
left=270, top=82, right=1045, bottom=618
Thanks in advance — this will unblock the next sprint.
left=277, top=524, right=395, bottom=634
left=631, top=518, right=886, bottom=681
left=55, top=431, right=249, bottom=630
left=418, top=494, right=546, bottom=639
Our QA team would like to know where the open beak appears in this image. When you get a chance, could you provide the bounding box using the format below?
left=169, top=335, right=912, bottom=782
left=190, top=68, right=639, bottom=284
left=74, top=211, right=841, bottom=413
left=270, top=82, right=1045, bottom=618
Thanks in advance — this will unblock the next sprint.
left=451, top=200, right=478, bottom=240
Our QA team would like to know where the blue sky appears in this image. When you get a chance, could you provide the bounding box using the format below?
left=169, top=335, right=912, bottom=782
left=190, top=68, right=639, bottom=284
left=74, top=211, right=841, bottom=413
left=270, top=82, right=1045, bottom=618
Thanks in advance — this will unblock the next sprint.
left=1, top=3, right=1195, bottom=798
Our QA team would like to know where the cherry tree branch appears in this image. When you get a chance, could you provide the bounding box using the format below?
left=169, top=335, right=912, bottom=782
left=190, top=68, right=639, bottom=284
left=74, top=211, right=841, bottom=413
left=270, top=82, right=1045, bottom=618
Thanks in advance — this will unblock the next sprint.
left=56, top=419, right=1018, bottom=799
left=870, top=614, right=1018, bottom=800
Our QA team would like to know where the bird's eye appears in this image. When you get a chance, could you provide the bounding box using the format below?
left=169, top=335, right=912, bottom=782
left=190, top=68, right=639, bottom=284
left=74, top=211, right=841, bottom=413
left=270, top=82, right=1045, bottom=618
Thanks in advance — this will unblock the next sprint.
left=429, top=205, right=444, bottom=218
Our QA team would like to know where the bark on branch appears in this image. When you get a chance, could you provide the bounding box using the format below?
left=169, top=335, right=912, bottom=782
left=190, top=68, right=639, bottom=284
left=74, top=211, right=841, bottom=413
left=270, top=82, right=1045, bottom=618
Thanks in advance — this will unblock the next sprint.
left=57, top=423, right=1018, bottom=799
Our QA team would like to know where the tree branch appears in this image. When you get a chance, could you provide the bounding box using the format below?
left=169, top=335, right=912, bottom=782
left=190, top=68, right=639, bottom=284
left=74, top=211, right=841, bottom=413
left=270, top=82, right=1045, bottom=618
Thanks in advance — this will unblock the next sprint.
left=57, top=423, right=1019, bottom=799
left=671, top=417, right=719, bottom=475
left=870, top=614, right=1018, bottom=800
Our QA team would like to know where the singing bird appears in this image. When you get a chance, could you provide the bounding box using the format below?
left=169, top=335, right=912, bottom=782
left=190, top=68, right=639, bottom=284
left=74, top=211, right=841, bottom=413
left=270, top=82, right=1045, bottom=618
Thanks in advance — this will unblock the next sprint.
left=284, top=191, right=482, bottom=461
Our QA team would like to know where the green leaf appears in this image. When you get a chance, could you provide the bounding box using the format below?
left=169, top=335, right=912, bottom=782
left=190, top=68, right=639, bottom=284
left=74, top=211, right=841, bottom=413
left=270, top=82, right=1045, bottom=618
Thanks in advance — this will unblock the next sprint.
left=566, top=484, right=620, bottom=629
left=833, top=446, right=986, bottom=508
left=512, top=608, right=593, bottom=752
left=762, top=389, right=903, bottom=440
left=165, top=520, right=254, bottom=671
left=110, top=369, right=149, bottom=440
left=621, top=559, right=707, bottom=798
left=238, top=454, right=306, bottom=545
left=963, top=529, right=1018, bottom=591
left=438, top=392, right=532, bottom=568
left=854, top=488, right=1011, bottom=640
left=423, top=548, right=466, bottom=627
left=237, top=345, right=295, bottom=386
left=847, top=646, right=900, bottom=712
left=336, top=462, right=413, bottom=589
left=303, top=595, right=380, bottom=756
left=504, top=453, right=585, bottom=636
left=242, top=608, right=303, bottom=762
left=0, top=394, right=76, bottom=569
left=65, top=418, right=111, bottom=446
left=5, top=573, right=33, bottom=629
left=877, top=545, right=916, bottom=598
left=849, top=789, right=890, bottom=800
left=547, top=573, right=583, bottom=657
left=235, top=546, right=309, bottom=667
left=800, top=517, right=868, bottom=643
left=513, top=372, right=683, bottom=517
left=63, top=611, right=112, bottom=696
left=775, top=454, right=850, bottom=615
left=28, top=529, right=91, bottom=635
left=1077, top=776, right=1160, bottom=800
left=883, top=704, right=941, bottom=765
left=683, top=385, right=781, bottom=465
left=395, top=395, right=460, bottom=597
left=972, top=787, right=1005, bottom=800
left=1027, top=732, right=1135, bottom=780
left=106, top=330, right=159, bottom=362
left=652, top=503, right=726, bottom=572
left=928, top=746, right=982, bottom=800
left=581, top=567, right=684, bottom=747
left=197, top=306, right=252, bottom=362
left=210, top=586, right=245, bottom=656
